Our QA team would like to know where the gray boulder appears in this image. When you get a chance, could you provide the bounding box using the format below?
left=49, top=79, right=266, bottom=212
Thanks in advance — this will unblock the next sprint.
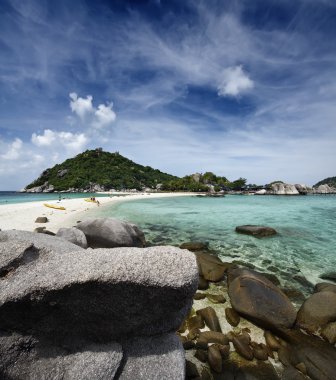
left=0, top=230, right=83, bottom=254
left=235, top=225, right=277, bottom=238
left=0, top=246, right=198, bottom=343
left=271, top=182, right=299, bottom=195
left=56, top=227, right=88, bottom=248
left=0, top=331, right=122, bottom=380
left=228, top=268, right=297, bottom=329
left=296, top=291, right=336, bottom=333
left=118, top=333, right=185, bottom=380
left=76, top=218, right=146, bottom=248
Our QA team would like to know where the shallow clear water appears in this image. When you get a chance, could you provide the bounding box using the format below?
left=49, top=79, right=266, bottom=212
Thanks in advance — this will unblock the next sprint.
left=86, top=195, right=336, bottom=291
left=0, top=191, right=110, bottom=205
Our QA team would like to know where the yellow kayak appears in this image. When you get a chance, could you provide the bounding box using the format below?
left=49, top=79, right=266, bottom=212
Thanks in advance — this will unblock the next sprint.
left=84, top=198, right=97, bottom=203
left=44, top=203, right=66, bottom=210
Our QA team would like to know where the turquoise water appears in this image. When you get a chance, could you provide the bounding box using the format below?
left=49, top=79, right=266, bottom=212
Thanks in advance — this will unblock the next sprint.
left=86, top=195, right=336, bottom=292
left=0, top=191, right=110, bottom=205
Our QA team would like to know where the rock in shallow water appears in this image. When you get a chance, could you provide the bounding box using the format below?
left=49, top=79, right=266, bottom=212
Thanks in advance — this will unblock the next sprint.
left=76, top=217, right=146, bottom=248
left=0, top=245, right=198, bottom=343
left=228, top=268, right=297, bottom=329
left=235, top=225, right=277, bottom=238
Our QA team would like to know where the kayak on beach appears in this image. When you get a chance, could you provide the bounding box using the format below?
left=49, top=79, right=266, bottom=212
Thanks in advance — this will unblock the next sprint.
left=84, top=198, right=98, bottom=203
left=44, top=203, right=66, bottom=210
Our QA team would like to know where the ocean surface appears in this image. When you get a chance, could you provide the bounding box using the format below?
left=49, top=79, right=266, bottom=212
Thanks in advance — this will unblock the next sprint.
left=0, top=191, right=109, bottom=205
left=85, top=194, right=336, bottom=293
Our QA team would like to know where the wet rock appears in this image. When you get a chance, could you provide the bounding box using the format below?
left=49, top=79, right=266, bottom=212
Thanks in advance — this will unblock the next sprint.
left=118, top=333, right=185, bottom=380
left=35, top=216, right=48, bottom=223
left=185, top=359, right=200, bottom=379
left=319, top=271, right=336, bottom=283
left=251, top=342, right=268, bottom=361
left=261, top=272, right=281, bottom=286
left=196, top=307, right=222, bottom=332
left=0, top=246, right=198, bottom=343
left=198, top=331, right=229, bottom=345
left=195, top=252, right=230, bottom=282
left=198, top=276, right=209, bottom=290
left=232, top=335, right=253, bottom=361
left=193, top=292, right=207, bottom=300
left=194, top=349, right=208, bottom=363
left=228, top=268, right=297, bottom=329
left=187, top=328, right=200, bottom=341
left=235, top=225, right=277, bottom=238
left=264, top=331, right=281, bottom=351
left=225, top=307, right=240, bottom=327
left=314, top=282, right=336, bottom=294
left=181, top=337, right=195, bottom=350
left=0, top=331, right=123, bottom=380
left=295, top=362, right=307, bottom=375
left=281, top=287, right=306, bottom=303
left=56, top=227, right=88, bottom=248
left=206, top=294, right=226, bottom=304
left=293, top=275, right=314, bottom=291
left=76, top=217, right=146, bottom=248
left=187, top=315, right=205, bottom=330
left=180, top=242, right=209, bottom=251
left=278, top=346, right=291, bottom=367
left=296, top=291, right=336, bottom=333
left=282, top=366, right=307, bottom=380
left=321, top=321, right=336, bottom=345
left=208, top=345, right=222, bottom=373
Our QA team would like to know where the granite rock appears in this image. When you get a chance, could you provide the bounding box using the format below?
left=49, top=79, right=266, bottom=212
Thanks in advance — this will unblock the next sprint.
left=56, top=227, right=88, bottom=248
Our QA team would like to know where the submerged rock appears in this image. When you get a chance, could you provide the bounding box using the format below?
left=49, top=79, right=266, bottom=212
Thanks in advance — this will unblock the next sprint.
left=235, top=225, right=277, bottom=238
left=228, top=268, right=297, bottom=329
left=319, top=271, right=336, bottom=283
left=76, top=217, right=146, bottom=248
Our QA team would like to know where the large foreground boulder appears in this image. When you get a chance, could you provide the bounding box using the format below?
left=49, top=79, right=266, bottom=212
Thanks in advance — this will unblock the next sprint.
left=0, top=331, right=122, bottom=380
left=228, top=268, right=297, bottom=329
left=0, top=230, right=83, bottom=254
left=76, top=218, right=146, bottom=248
left=118, top=333, right=185, bottom=380
left=0, top=245, right=198, bottom=343
left=56, top=227, right=88, bottom=248
left=235, top=225, right=277, bottom=238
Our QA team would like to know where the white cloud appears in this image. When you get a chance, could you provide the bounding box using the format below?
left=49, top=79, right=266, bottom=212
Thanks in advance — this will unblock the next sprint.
left=93, top=103, right=116, bottom=128
left=32, top=129, right=88, bottom=152
left=1, top=138, right=23, bottom=160
left=69, top=93, right=116, bottom=128
left=31, top=129, right=56, bottom=146
left=69, top=92, right=94, bottom=120
left=217, top=65, right=254, bottom=97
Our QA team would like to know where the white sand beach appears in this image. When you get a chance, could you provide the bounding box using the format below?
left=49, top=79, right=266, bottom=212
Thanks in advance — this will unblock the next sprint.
left=0, top=193, right=192, bottom=233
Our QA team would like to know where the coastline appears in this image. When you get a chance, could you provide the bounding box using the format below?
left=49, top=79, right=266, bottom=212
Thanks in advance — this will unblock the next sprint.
left=0, top=192, right=193, bottom=233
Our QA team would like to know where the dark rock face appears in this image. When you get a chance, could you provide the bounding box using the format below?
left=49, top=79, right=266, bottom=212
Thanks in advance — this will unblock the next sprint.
left=118, top=334, right=185, bottom=380
left=235, top=225, right=277, bottom=238
left=0, top=246, right=198, bottom=343
left=319, top=271, right=336, bottom=283
left=56, top=227, right=88, bottom=248
left=0, top=331, right=123, bottom=380
left=228, top=268, right=297, bottom=329
left=76, top=218, right=146, bottom=248
left=296, top=291, right=336, bottom=333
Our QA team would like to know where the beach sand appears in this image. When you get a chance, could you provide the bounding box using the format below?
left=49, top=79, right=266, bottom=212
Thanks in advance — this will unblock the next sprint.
left=0, top=192, right=192, bottom=233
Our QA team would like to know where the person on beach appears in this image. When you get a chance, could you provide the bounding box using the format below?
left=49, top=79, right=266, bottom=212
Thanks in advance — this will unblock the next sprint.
left=96, top=199, right=100, bottom=206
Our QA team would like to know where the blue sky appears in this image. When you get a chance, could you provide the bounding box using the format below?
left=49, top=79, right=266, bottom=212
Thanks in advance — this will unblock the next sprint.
left=0, top=0, right=335, bottom=189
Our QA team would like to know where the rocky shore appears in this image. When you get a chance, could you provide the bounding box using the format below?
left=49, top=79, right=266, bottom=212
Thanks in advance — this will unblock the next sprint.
left=1, top=219, right=336, bottom=379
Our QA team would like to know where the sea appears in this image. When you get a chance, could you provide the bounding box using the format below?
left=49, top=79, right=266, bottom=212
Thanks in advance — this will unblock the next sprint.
left=82, top=194, right=336, bottom=293
left=1, top=192, right=335, bottom=293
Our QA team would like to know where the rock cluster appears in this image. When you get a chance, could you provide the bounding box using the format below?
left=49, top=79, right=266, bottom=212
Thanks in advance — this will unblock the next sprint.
left=0, top=228, right=198, bottom=379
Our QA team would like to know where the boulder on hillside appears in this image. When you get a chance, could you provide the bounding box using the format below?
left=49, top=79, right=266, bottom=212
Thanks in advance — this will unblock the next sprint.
left=296, top=291, right=336, bottom=333
left=0, top=245, right=198, bottom=343
left=56, top=227, right=88, bottom=248
left=235, top=225, right=277, bottom=238
left=271, top=183, right=299, bottom=195
left=0, top=331, right=122, bottom=380
left=0, top=230, right=83, bottom=254
left=76, top=218, right=146, bottom=248
left=118, top=333, right=185, bottom=380
left=228, top=268, right=297, bottom=329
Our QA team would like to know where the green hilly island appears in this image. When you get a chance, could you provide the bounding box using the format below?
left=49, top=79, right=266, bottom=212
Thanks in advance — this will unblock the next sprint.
left=26, top=148, right=178, bottom=191
left=314, top=176, right=336, bottom=188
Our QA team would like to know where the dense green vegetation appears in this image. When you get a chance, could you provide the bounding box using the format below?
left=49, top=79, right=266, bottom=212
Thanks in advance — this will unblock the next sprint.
left=26, top=149, right=178, bottom=191
left=314, top=176, right=336, bottom=188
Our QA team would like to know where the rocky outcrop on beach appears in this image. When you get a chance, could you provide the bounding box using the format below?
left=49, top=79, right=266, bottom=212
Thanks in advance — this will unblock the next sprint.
left=313, top=184, right=336, bottom=194
left=0, top=228, right=198, bottom=379
left=179, top=242, right=336, bottom=380
left=271, top=182, right=300, bottom=195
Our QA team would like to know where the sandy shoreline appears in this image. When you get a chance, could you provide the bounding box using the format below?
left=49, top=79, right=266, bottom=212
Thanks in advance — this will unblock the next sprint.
left=0, top=192, right=192, bottom=233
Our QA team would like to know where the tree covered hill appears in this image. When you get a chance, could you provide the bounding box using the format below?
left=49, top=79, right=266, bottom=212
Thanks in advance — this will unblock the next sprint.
left=314, top=176, right=336, bottom=188
left=25, top=149, right=178, bottom=191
